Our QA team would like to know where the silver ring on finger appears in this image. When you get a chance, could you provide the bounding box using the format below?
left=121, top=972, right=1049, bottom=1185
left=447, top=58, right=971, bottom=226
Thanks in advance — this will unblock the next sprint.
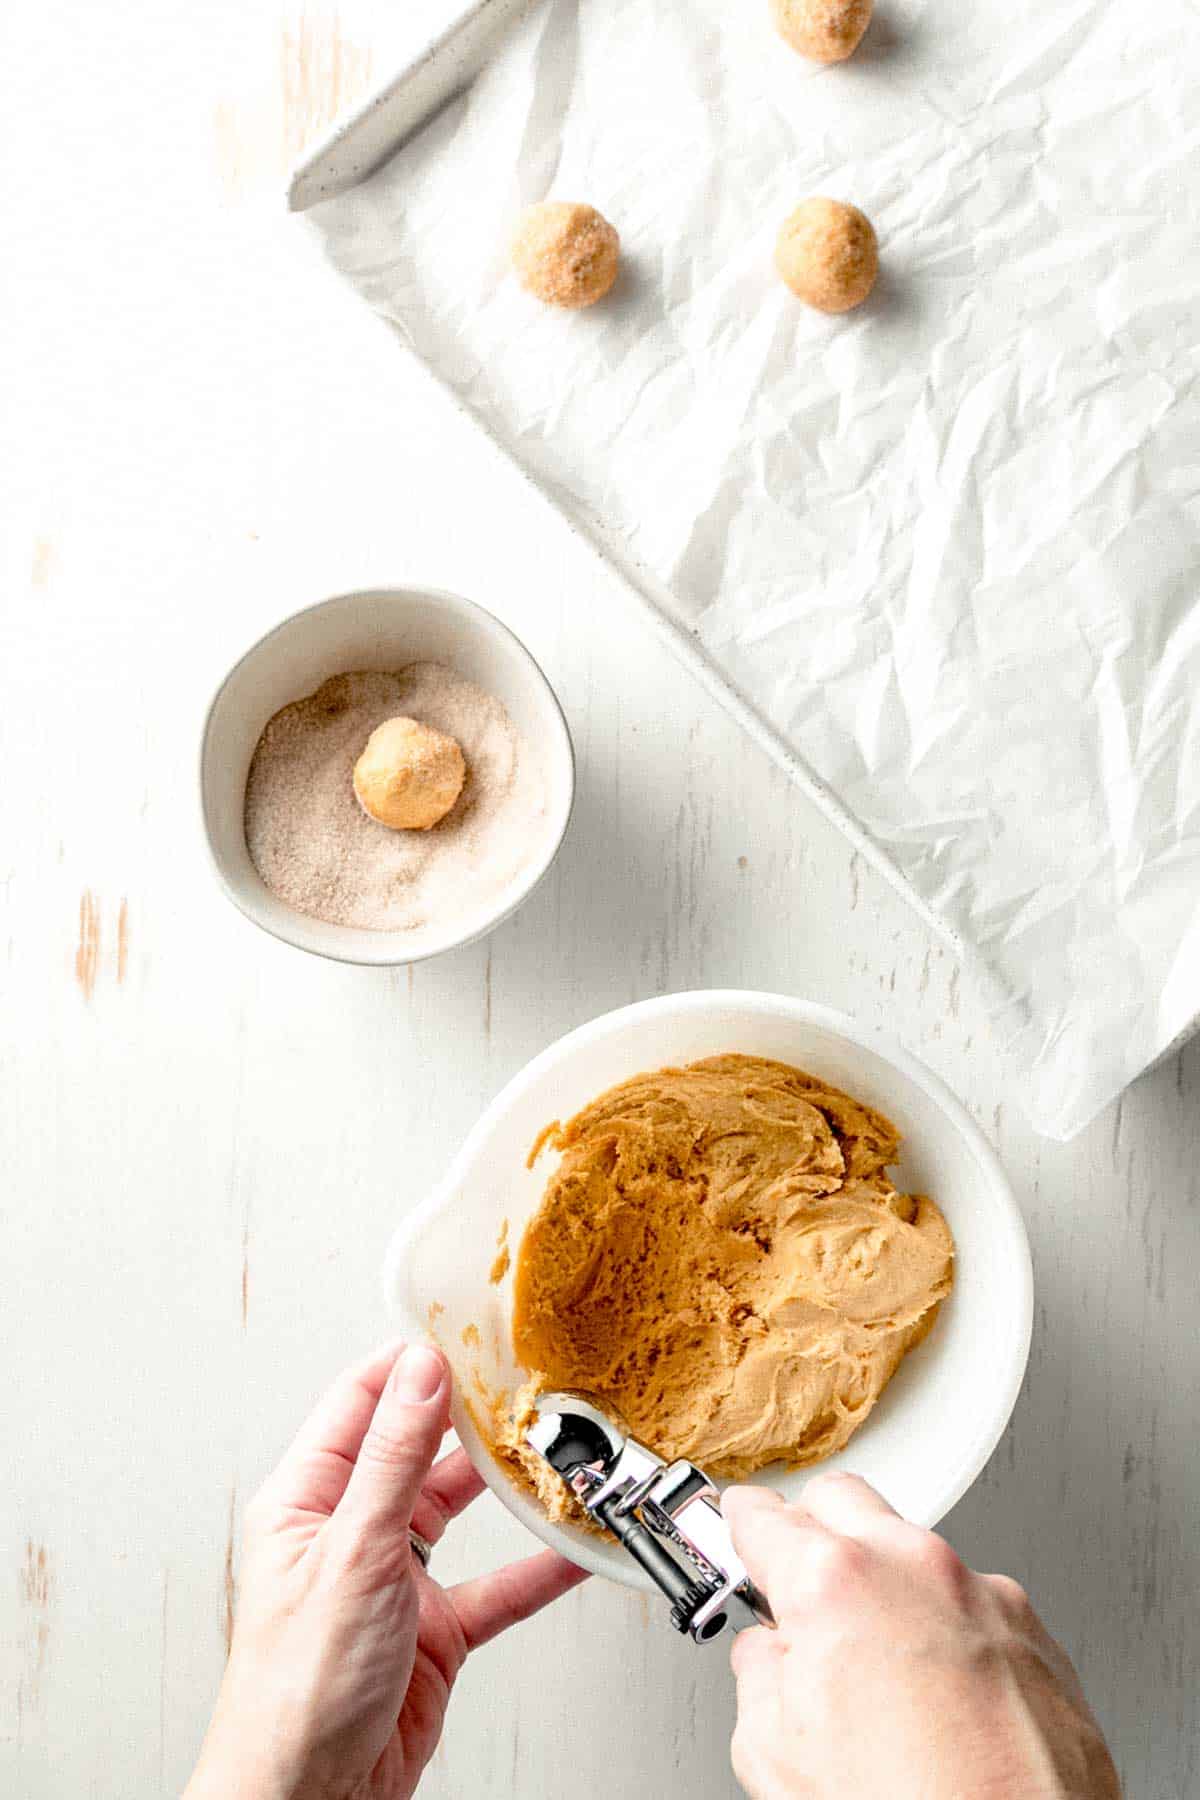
left=409, top=1528, right=434, bottom=1569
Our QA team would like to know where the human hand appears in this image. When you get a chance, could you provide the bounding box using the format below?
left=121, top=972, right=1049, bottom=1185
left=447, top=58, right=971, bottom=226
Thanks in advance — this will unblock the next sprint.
left=724, top=1474, right=1120, bottom=1800
left=185, top=1340, right=586, bottom=1800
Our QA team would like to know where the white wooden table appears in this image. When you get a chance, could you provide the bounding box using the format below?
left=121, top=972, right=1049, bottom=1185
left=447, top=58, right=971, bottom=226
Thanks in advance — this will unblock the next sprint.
left=2, top=4, right=1197, bottom=1794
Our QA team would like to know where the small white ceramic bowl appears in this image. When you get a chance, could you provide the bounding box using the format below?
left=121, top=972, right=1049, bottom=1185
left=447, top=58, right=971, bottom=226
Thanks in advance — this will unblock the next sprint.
left=384, top=990, right=1033, bottom=1588
left=200, top=588, right=575, bottom=964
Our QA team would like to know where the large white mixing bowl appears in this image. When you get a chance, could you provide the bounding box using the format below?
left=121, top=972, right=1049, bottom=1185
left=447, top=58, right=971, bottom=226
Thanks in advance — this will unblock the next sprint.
left=384, top=990, right=1033, bottom=1588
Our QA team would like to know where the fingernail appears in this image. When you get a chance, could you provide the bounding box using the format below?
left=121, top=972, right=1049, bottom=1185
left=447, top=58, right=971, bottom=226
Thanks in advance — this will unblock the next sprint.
left=725, top=1485, right=782, bottom=1510
left=391, top=1343, right=444, bottom=1404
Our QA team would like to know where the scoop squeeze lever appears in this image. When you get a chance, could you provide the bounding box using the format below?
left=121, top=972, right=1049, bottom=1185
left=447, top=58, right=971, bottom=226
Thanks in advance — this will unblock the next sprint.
left=525, top=1392, right=775, bottom=1644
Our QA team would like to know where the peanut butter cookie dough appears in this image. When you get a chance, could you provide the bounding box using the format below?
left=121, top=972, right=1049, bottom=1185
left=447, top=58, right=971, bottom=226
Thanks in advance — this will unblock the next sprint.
left=489, top=1055, right=953, bottom=1516
left=353, top=716, right=465, bottom=831
left=510, top=201, right=620, bottom=309
left=771, top=0, right=873, bottom=63
left=776, top=197, right=879, bottom=312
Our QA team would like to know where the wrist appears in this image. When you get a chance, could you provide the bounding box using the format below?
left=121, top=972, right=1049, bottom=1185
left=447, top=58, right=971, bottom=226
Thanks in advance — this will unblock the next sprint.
left=184, top=1686, right=309, bottom=1800
left=184, top=1755, right=283, bottom=1800
left=185, top=1744, right=292, bottom=1800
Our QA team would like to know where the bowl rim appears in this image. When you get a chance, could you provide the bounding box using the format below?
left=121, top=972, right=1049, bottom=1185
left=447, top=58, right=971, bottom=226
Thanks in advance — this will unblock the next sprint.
left=197, top=584, right=576, bottom=966
left=384, top=988, right=1035, bottom=1583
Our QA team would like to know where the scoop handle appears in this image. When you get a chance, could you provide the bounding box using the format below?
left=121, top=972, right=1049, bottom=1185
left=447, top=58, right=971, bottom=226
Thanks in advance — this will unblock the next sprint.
left=594, top=1499, right=702, bottom=1623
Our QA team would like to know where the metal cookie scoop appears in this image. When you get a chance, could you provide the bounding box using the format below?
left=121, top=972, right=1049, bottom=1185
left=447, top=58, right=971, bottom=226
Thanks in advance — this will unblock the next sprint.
left=526, top=1392, right=775, bottom=1644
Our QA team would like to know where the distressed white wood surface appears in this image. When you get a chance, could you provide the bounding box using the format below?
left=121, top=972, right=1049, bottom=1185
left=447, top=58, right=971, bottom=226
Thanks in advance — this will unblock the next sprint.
left=2, top=4, right=1197, bottom=1796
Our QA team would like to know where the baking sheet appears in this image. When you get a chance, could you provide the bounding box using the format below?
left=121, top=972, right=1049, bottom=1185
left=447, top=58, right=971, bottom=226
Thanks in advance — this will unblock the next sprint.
left=305, top=0, right=1200, bottom=1138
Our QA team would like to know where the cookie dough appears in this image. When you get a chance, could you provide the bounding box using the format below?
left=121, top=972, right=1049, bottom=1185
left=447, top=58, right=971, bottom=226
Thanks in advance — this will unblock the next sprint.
left=771, top=0, right=873, bottom=63
left=353, top=715, right=466, bottom=831
left=776, top=197, right=879, bottom=312
left=510, top=201, right=620, bottom=309
left=492, top=1054, right=953, bottom=1510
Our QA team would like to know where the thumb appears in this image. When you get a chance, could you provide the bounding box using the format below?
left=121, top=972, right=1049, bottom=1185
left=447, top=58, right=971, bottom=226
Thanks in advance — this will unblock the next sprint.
left=336, top=1342, right=450, bottom=1541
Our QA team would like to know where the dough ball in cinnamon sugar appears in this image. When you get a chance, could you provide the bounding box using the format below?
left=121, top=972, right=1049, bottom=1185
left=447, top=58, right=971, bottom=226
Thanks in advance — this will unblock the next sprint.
left=510, top=201, right=620, bottom=309
left=353, top=716, right=466, bottom=831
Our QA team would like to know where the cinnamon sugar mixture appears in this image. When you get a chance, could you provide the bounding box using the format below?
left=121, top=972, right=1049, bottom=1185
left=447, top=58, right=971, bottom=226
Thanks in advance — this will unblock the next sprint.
left=244, top=664, right=544, bottom=931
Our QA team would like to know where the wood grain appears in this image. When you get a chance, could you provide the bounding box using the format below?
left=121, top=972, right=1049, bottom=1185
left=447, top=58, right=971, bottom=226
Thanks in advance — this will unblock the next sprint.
left=280, top=9, right=375, bottom=162
left=73, top=892, right=100, bottom=1001
left=214, top=6, right=376, bottom=197
left=17, top=1544, right=51, bottom=1730
left=223, top=1490, right=238, bottom=1660
left=117, top=900, right=130, bottom=985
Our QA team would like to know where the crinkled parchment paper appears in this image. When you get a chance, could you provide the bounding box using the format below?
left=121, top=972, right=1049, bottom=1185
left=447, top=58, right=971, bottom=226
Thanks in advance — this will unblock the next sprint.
left=309, top=0, right=1200, bottom=1137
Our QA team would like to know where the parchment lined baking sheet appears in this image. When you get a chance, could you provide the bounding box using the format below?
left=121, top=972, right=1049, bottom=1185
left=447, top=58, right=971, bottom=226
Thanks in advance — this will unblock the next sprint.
left=305, top=0, right=1200, bottom=1137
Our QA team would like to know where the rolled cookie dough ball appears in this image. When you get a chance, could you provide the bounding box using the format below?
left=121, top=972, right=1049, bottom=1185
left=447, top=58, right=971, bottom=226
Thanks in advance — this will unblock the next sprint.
left=353, top=716, right=466, bottom=832
left=771, top=0, right=873, bottom=62
left=510, top=201, right=620, bottom=309
left=775, top=198, right=879, bottom=313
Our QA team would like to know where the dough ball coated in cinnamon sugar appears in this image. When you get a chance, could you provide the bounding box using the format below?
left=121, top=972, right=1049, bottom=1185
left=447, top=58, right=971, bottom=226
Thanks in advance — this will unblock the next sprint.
left=775, top=197, right=879, bottom=313
left=771, top=0, right=873, bottom=63
left=353, top=716, right=466, bottom=832
left=510, top=201, right=620, bottom=309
